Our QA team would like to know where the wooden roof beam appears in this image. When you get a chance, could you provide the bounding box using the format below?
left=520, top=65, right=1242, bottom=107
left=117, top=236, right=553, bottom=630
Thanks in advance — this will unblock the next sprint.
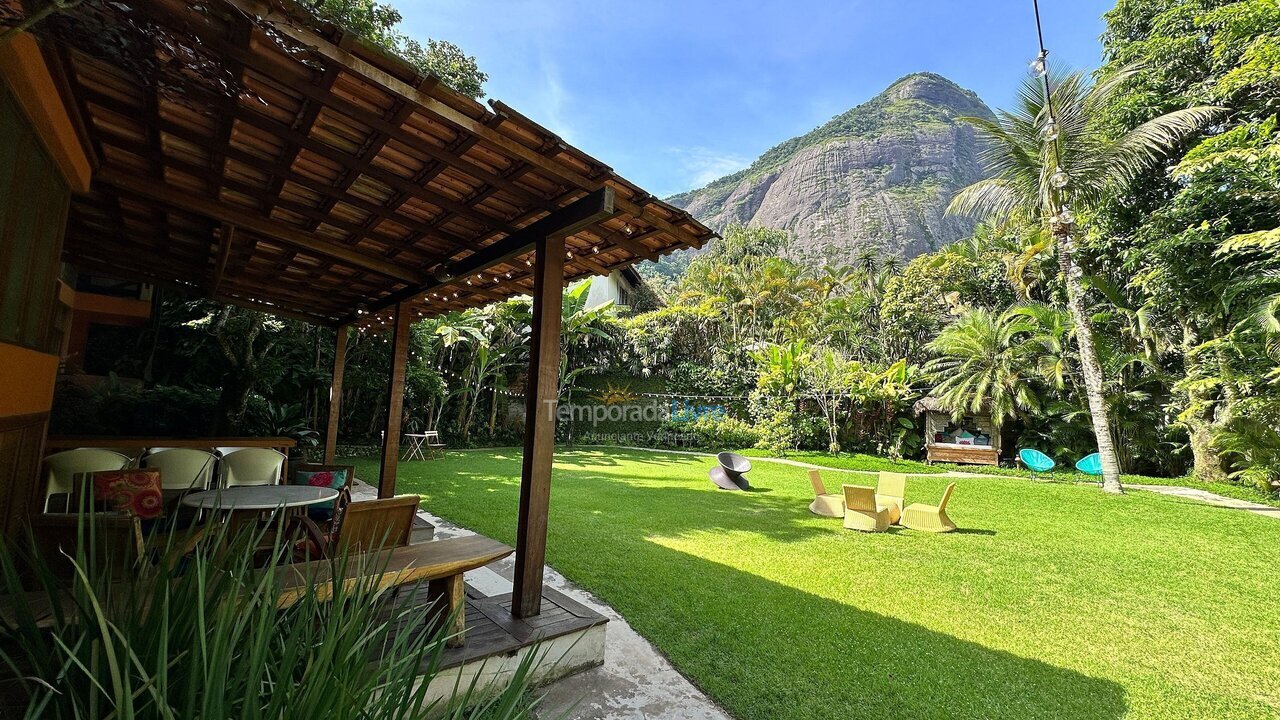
left=95, top=168, right=426, bottom=284
left=212, top=222, right=234, bottom=294
left=347, top=186, right=615, bottom=322
left=224, top=0, right=601, bottom=192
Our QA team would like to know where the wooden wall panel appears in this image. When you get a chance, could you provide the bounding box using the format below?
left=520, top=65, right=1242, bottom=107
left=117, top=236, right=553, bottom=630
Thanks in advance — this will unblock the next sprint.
left=0, top=64, right=75, bottom=538
left=0, top=414, right=49, bottom=539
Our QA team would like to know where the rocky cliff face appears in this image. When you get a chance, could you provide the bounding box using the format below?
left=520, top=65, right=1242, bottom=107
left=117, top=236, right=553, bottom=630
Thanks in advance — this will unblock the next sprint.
left=667, top=73, right=994, bottom=263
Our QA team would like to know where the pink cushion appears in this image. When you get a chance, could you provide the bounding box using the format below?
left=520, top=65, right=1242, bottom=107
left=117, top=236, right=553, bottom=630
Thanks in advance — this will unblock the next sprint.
left=93, top=469, right=164, bottom=520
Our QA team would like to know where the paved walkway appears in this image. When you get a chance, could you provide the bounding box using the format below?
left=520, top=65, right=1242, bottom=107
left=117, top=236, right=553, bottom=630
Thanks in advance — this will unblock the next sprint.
left=348, top=479, right=733, bottom=720
left=1125, top=484, right=1280, bottom=520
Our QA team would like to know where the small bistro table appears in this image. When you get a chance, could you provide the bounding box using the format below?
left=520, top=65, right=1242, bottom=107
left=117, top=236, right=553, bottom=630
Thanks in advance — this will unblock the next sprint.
left=182, top=486, right=339, bottom=554
left=181, top=485, right=338, bottom=513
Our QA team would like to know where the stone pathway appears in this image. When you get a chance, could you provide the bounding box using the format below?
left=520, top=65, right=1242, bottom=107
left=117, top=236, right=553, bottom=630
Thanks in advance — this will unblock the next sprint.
left=348, top=479, right=732, bottom=720
left=1125, top=484, right=1280, bottom=520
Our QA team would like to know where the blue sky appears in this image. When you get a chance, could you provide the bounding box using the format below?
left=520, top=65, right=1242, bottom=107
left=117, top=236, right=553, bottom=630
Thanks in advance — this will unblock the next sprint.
left=402, top=0, right=1115, bottom=198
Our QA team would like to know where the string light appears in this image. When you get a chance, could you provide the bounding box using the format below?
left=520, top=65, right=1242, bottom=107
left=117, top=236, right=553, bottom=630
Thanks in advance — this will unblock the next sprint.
left=1032, top=0, right=1073, bottom=233
left=622, top=223, right=634, bottom=237
left=1050, top=166, right=1070, bottom=189
left=591, top=245, right=600, bottom=254
left=1041, top=118, right=1059, bottom=141
left=1030, top=49, right=1048, bottom=77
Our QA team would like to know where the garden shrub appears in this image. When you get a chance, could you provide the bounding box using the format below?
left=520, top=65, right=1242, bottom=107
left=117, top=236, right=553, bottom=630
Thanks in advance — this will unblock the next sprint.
left=683, top=414, right=760, bottom=449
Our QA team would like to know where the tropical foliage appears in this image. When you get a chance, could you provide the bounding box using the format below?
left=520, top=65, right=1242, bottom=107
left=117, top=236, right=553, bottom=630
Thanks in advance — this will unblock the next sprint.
left=46, top=0, right=1280, bottom=500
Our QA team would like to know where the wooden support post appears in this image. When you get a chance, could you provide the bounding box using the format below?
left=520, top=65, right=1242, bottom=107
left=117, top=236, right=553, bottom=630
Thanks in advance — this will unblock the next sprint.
left=512, top=234, right=564, bottom=619
left=378, top=303, right=412, bottom=498
left=323, top=324, right=348, bottom=465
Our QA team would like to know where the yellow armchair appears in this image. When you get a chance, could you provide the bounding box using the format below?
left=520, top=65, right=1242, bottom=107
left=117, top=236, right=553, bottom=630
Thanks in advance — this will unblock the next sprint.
left=807, top=469, right=844, bottom=517
left=841, top=484, right=891, bottom=532
left=875, top=472, right=906, bottom=525
left=901, top=482, right=957, bottom=533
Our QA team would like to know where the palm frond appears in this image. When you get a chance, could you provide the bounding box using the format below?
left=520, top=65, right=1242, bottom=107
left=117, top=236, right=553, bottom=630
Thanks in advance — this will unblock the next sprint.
left=1103, top=105, right=1230, bottom=188
left=946, top=179, right=1023, bottom=220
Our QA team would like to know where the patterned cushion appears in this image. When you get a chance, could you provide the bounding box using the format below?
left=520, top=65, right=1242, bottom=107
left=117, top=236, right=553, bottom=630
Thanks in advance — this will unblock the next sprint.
left=92, top=469, right=164, bottom=520
left=291, top=469, right=348, bottom=513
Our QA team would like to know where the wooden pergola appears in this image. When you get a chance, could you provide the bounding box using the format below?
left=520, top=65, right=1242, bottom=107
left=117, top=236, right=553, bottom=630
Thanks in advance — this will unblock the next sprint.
left=23, top=0, right=714, bottom=617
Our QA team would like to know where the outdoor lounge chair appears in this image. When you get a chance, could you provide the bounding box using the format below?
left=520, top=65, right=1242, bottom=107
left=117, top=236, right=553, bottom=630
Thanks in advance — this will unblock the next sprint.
left=143, top=449, right=216, bottom=492
left=333, top=495, right=420, bottom=554
left=1075, top=453, right=1103, bottom=476
left=841, top=485, right=891, bottom=532
left=875, top=472, right=906, bottom=525
left=1019, top=448, right=1056, bottom=473
left=807, top=469, right=843, bottom=517
left=901, top=483, right=957, bottom=533
left=218, top=448, right=286, bottom=487
left=43, top=449, right=131, bottom=512
left=715, top=452, right=752, bottom=489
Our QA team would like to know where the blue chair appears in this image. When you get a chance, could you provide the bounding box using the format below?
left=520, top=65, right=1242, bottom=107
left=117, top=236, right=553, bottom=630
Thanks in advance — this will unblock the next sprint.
left=1018, top=448, right=1056, bottom=473
left=1075, top=453, right=1103, bottom=476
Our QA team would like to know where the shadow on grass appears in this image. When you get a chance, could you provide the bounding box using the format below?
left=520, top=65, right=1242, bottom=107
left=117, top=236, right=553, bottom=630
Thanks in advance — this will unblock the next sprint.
left=630, top=548, right=1126, bottom=720
left=350, top=451, right=1127, bottom=719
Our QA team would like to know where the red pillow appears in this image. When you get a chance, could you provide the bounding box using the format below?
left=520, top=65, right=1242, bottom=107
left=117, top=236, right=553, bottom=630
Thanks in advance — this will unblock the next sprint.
left=92, top=469, right=164, bottom=520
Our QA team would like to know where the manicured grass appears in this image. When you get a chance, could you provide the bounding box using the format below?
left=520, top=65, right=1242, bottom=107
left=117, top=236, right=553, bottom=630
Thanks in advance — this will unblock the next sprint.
left=346, top=448, right=1280, bottom=720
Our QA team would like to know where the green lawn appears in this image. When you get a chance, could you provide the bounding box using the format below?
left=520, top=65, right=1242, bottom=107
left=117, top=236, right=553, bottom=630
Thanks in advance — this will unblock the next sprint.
left=346, top=448, right=1280, bottom=720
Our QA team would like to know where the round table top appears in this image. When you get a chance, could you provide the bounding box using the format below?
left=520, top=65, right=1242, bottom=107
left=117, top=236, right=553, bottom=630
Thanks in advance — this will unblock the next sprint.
left=180, top=485, right=338, bottom=511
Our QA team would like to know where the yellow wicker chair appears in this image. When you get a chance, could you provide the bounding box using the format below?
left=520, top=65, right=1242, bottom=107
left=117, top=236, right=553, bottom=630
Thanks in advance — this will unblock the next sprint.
left=841, top=484, right=891, bottom=532
left=901, top=482, right=957, bottom=533
left=875, top=472, right=907, bottom=525
left=807, top=469, right=843, bottom=517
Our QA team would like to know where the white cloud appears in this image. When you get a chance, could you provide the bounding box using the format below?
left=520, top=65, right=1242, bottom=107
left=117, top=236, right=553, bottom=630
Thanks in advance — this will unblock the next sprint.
left=665, top=146, right=752, bottom=195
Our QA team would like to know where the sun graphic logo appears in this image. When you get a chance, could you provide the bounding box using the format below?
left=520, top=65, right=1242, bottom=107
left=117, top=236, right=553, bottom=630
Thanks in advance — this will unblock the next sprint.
left=593, top=381, right=638, bottom=406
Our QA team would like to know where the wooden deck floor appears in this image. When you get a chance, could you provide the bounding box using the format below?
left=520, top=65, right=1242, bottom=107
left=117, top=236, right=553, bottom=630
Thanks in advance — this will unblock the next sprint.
left=383, top=581, right=607, bottom=671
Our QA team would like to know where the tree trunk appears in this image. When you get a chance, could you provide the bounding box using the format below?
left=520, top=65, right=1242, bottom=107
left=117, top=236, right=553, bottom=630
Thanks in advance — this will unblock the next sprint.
left=1057, top=233, right=1124, bottom=493
left=215, top=371, right=253, bottom=435
left=1186, top=407, right=1228, bottom=483
left=488, top=388, right=499, bottom=436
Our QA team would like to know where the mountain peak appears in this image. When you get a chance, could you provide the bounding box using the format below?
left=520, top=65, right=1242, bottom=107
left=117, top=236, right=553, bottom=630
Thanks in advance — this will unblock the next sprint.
left=666, top=72, right=993, bottom=263
left=878, top=73, right=986, bottom=110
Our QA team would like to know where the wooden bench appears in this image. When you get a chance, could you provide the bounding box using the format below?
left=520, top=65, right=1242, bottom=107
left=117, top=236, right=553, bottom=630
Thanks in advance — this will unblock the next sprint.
left=271, top=535, right=513, bottom=646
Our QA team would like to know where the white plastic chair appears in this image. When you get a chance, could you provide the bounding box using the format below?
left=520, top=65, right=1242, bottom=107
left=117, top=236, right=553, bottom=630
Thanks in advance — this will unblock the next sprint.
left=143, top=449, right=216, bottom=492
left=43, top=449, right=131, bottom=512
left=218, top=448, right=286, bottom=488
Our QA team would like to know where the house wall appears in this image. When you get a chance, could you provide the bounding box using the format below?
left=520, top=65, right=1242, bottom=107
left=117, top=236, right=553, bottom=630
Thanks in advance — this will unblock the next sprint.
left=0, top=36, right=88, bottom=537
left=583, top=271, right=635, bottom=310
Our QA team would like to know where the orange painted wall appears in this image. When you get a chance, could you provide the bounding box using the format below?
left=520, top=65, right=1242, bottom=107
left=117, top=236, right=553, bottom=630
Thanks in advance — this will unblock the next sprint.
left=0, top=343, right=59, bottom=417
left=0, top=34, right=92, bottom=191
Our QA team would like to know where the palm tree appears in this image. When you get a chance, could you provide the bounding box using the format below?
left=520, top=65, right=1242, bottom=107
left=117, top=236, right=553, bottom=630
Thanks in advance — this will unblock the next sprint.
left=947, top=67, right=1223, bottom=493
left=925, top=309, right=1039, bottom=431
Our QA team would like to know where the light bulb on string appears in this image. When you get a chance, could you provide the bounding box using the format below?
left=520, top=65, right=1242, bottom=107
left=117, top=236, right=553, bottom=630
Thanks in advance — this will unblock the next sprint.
left=1056, top=204, right=1076, bottom=226
left=1030, top=50, right=1048, bottom=77
left=1041, top=118, right=1058, bottom=142
left=1049, top=166, right=1070, bottom=189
